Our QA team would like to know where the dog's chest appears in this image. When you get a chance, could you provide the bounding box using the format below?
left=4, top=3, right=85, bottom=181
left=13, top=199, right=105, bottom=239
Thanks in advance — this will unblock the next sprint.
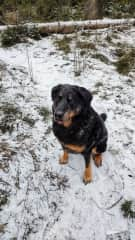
left=54, top=125, right=86, bottom=153
left=63, top=143, right=85, bottom=153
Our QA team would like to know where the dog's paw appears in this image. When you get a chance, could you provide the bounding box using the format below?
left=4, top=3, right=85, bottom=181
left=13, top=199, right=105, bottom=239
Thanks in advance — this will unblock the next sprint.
left=93, top=154, right=102, bottom=167
left=59, top=151, right=68, bottom=164
left=92, top=148, right=102, bottom=168
left=83, top=168, right=92, bottom=184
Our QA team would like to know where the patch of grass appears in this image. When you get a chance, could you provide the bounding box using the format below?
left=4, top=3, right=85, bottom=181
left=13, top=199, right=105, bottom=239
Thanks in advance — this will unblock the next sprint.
left=105, top=35, right=112, bottom=43
left=115, top=48, right=125, bottom=58
left=0, top=224, right=7, bottom=234
left=95, top=82, right=103, bottom=88
left=0, top=104, right=22, bottom=134
left=121, top=200, right=135, bottom=219
left=81, top=31, right=91, bottom=37
left=54, top=36, right=72, bottom=54
left=80, top=50, right=87, bottom=56
left=0, top=104, right=20, bottom=115
left=105, top=33, right=119, bottom=43
left=23, top=116, right=36, bottom=127
left=76, top=40, right=96, bottom=50
left=74, top=70, right=81, bottom=77
left=0, top=190, right=9, bottom=209
left=1, top=25, right=41, bottom=47
left=115, top=48, right=135, bottom=75
left=39, top=107, right=51, bottom=121
left=92, top=53, right=110, bottom=64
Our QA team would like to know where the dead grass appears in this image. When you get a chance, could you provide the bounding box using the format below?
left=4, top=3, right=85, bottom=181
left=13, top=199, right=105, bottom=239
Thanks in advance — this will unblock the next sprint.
left=0, top=104, right=22, bottom=134
left=54, top=36, right=72, bottom=54
left=115, top=45, right=135, bottom=75
left=76, top=40, right=96, bottom=50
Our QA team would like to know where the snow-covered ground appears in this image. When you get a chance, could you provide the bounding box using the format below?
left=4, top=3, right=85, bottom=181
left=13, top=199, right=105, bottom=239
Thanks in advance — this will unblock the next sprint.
left=0, top=25, right=135, bottom=240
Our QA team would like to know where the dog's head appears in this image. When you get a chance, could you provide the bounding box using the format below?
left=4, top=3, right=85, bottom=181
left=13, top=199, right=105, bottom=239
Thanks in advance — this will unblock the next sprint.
left=51, top=84, right=92, bottom=127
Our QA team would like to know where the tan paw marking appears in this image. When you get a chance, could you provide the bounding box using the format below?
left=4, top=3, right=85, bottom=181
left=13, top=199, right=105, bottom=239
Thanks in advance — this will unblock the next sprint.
left=94, top=154, right=102, bottom=167
left=83, top=166, right=92, bottom=184
left=59, top=151, right=68, bottom=164
left=92, top=147, right=102, bottom=167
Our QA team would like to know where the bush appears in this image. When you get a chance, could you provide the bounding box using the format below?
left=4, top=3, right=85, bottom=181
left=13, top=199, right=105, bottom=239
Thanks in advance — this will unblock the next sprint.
left=1, top=25, right=41, bottom=47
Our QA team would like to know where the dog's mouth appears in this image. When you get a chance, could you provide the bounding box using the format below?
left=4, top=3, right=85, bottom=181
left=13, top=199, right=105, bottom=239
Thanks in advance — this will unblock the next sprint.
left=55, top=119, right=64, bottom=125
left=54, top=110, right=77, bottom=126
left=54, top=116, right=71, bottom=125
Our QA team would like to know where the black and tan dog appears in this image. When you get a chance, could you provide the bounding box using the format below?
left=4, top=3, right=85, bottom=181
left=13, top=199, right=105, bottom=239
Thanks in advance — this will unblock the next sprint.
left=51, top=84, right=108, bottom=184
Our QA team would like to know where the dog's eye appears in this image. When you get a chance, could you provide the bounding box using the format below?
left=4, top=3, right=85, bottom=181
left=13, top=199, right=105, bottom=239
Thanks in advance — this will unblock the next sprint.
left=67, top=96, right=73, bottom=104
left=67, top=95, right=73, bottom=103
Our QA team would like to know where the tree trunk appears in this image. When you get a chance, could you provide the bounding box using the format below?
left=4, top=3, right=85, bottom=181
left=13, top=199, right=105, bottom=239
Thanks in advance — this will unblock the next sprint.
left=84, top=0, right=103, bottom=20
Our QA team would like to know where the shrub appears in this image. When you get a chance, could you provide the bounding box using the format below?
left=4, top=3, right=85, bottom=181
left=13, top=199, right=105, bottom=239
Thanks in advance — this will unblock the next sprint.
left=1, top=25, right=41, bottom=47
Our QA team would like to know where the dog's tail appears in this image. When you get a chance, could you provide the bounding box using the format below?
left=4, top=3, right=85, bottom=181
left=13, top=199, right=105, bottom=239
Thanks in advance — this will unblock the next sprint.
left=100, top=113, right=107, bottom=122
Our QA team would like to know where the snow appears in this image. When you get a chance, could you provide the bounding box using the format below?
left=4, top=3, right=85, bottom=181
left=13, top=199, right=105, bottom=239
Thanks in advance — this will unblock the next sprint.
left=0, top=25, right=135, bottom=240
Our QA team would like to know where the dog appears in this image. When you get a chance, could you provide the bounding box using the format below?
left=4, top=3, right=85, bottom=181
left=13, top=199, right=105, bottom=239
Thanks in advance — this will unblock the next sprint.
left=51, top=84, right=108, bottom=184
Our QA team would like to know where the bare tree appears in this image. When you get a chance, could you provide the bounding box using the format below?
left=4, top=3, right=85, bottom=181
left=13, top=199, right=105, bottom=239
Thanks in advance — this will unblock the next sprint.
left=84, top=0, right=103, bottom=19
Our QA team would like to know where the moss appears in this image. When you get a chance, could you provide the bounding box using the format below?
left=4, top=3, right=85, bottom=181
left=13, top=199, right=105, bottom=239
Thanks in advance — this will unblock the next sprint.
left=54, top=36, right=72, bottom=54
left=121, top=200, right=135, bottom=219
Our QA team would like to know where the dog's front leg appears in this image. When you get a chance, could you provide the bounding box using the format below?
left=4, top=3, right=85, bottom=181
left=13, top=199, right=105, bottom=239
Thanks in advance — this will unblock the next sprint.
left=83, top=152, right=92, bottom=184
left=59, top=148, right=69, bottom=164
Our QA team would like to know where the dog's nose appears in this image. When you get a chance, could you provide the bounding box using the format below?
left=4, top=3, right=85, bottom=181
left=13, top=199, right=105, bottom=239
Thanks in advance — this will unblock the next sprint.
left=55, top=111, right=63, bottom=120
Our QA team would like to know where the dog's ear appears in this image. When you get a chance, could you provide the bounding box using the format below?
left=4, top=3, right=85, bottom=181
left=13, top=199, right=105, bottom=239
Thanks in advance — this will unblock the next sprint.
left=51, top=84, right=62, bottom=101
left=76, top=86, right=93, bottom=106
